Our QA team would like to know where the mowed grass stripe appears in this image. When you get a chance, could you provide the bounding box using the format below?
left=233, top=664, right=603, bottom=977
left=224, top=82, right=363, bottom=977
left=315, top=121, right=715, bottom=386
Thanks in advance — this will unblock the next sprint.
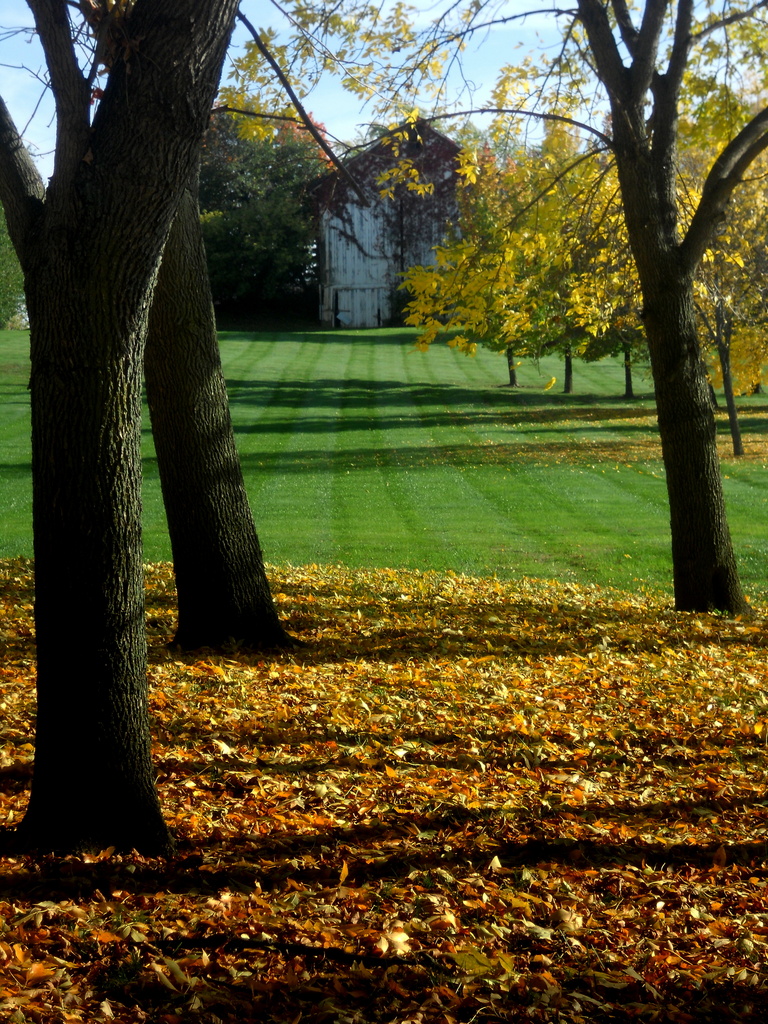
left=375, top=339, right=670, bottom=584
left=3, top=328, right=768, bottom=597
left=243, top=337, right=354, bottom=556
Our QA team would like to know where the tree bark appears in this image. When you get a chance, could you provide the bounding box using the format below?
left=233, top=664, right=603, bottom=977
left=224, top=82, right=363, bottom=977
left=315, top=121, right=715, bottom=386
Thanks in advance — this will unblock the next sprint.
left=0, top=0, right=240, bottom=854
left=623, top=220, right=745, bottom=612
left=145, top=183, right=291, bottom=649
left=563, top=345, right=574, bottom=394
left=505, top=345, right=518, bottom=386
left=623, top=342, right=635, bottom=399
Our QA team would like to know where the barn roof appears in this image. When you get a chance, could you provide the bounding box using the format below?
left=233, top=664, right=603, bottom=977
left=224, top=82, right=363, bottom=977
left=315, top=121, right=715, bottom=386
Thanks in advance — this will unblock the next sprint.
left=313, top=119, right=461, bottom=210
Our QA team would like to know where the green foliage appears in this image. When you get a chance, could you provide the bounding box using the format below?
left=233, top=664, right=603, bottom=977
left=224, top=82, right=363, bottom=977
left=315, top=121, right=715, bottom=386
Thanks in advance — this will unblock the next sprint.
left=199, top=116, right=327, bottom=310
left=0, top=206, right=24, bottom=328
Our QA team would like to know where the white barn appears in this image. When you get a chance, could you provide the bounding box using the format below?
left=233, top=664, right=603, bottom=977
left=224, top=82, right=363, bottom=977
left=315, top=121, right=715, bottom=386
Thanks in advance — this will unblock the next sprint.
left=314, top=121, right=461, bottom=329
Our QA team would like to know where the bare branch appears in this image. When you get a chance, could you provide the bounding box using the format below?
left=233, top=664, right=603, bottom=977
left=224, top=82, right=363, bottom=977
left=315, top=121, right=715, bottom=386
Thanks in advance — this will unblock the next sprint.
left=236, top=10, right=369, bottom=206
left=428, top=107, right=613, bottom=148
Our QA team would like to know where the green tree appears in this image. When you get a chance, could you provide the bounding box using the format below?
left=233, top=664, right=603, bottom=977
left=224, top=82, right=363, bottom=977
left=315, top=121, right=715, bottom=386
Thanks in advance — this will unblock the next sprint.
left=199, top=117, right=326, bottom=313
left=0, top=0, right=240, bottom=855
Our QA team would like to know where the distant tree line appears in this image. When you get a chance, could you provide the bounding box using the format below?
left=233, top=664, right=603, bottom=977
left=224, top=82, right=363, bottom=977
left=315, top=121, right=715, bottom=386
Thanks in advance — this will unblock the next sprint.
left=198, top=117, right=327, bottom=322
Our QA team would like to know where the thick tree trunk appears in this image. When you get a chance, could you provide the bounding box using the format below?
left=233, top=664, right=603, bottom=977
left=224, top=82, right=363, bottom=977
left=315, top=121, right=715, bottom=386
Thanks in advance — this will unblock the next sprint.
left=635, top=258, right=747, bottom=613
left=0, top=0, right=240, bottom=854
left=563, top=346, right=573, bottom=394
left=145, top=185, right=291, bottom=648
left=19, top=265, right=172, bottom=855
left=505, top=346, right=518, bottom=386
left=623, top=343, right=634, bottom=399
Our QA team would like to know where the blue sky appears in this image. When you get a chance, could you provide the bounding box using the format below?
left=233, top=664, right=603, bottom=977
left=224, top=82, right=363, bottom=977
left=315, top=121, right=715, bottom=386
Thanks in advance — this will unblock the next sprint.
left=0, top=1, right=561, bottom=179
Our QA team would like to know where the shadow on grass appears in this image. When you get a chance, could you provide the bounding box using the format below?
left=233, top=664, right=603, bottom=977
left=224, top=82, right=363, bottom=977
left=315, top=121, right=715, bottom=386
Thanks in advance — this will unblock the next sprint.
left=219, top=329, right=424, bottom=346
left=218, top=376, right=672, bottom=449
left=133, top=439, right=663, bottom=476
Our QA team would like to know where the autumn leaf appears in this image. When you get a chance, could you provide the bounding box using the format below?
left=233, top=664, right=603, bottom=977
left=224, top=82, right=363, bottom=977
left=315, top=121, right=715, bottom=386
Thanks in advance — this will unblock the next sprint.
left=2, top=558, right=768, bottom=1022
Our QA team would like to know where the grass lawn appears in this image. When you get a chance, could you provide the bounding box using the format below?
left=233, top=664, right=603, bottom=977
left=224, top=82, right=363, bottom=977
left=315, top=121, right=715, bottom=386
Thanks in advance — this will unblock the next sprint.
left=3, top=326, right=768, bottom=598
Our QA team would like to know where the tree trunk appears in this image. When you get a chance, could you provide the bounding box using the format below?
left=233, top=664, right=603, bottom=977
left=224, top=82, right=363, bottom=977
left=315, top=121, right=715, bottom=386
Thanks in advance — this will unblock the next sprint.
left=576, top=0, right=750, bottom=616
left=563, top=345, right=573, bottom=393
left=20, top=259, right=172, bottom=855
left=505, top=345, right=518, bottom=386
left=635, top=257, right=746, bottom=613
left=0, top=0, right=241, bottom=854
left=623, top=342, right=634, bottom=399
left=145, top=184, right=291, bottom=649
left=716, top=309, right=744, bottom=457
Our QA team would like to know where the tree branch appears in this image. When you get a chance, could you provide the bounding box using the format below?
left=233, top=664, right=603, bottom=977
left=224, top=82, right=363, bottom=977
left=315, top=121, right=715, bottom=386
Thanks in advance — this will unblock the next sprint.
left=236, top=10, right=369, bottom=206
left=628, top=0, right=669, bottom=101
left=575, top=0, right=629, bottom=101
left=682, top=106, right=768, bottom=269
left=429, top=107, right=613, bottom=148
left=0, top=94, right=45, bottom=267
left=26, top=0, right=90, bottom=184
left=692, top=0, right=768, bottom=43
left=665, top=0, right=695, bottom=99
left=611, top=0, right=639, bottom=55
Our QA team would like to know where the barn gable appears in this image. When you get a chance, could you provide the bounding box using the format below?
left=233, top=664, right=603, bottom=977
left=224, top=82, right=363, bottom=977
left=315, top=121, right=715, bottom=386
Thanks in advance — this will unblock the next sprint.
left=314, top=121, right=460, bottom=328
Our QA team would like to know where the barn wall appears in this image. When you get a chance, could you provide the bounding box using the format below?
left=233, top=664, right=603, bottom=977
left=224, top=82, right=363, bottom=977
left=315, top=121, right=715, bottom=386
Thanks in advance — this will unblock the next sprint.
left=316, top=123, right=460, bottom=329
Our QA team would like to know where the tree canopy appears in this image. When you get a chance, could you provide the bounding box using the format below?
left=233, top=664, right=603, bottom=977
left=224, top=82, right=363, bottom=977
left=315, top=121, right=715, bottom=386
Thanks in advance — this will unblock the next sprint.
left=199, top=117, right=326, bottom=313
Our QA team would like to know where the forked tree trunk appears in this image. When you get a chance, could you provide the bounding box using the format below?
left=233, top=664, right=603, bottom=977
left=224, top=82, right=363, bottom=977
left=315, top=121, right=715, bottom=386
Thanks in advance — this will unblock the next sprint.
left=0, top=0, right=240, bottom=854
left=145, top=184, right=290, bottom=648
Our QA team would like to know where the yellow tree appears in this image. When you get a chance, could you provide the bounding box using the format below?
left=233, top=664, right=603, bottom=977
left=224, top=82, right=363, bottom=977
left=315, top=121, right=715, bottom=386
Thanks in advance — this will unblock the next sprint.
left=403, top=124, right=598, bottom=386
left=676, top=81, right=768, bottom=456
left=404, top=0, right=768, bottom=614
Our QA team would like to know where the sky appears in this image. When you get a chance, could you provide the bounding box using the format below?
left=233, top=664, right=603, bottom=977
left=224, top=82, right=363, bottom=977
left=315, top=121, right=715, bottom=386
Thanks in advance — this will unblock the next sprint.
left=0, top=1, right=560, bottom=180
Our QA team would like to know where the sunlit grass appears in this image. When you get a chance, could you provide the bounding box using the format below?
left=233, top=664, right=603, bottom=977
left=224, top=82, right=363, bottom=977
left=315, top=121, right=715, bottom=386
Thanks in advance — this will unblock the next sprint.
left=2, top=327, right=768, bottom=598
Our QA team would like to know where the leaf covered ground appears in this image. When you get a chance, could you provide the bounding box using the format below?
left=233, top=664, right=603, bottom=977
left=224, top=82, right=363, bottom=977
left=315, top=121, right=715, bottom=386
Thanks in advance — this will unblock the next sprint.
left=1, top=558, right=768, bottom=1022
